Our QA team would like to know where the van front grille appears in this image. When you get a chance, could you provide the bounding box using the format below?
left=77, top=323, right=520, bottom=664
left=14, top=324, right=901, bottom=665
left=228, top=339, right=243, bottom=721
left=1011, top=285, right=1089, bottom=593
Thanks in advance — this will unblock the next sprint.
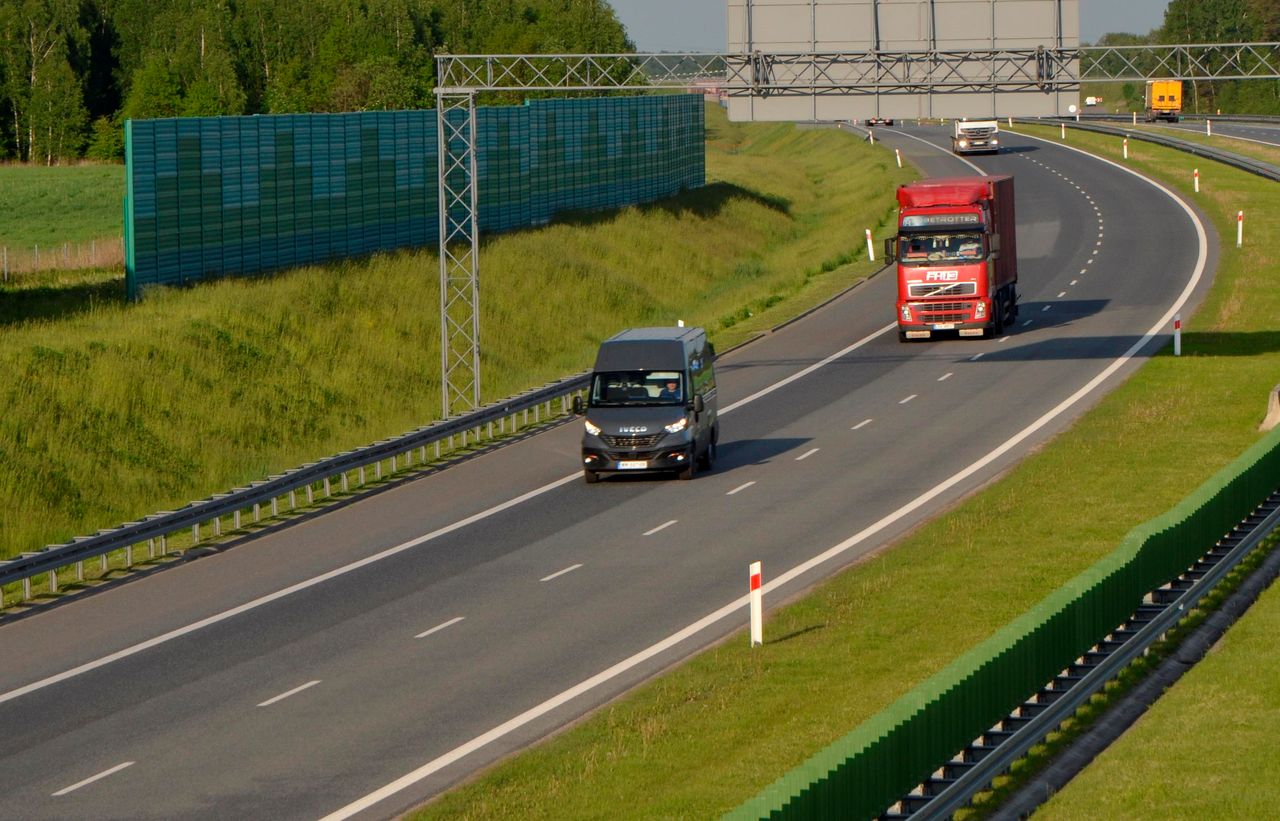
left=602, top=433, right=664, bottom=449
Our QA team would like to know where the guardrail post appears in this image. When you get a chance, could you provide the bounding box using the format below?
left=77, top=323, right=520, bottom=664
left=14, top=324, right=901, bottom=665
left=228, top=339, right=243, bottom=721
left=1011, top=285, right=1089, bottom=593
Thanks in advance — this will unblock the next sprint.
left=160, top=534, right=167, bottom=555
left=289, top=490, right=297, bottom=509
left=77, top=560, right=84, bottom=580
left=234, top=509, right=241, bottom=530
left=487, top=421, right=494, bottom=439
left=100, top=553, right=107, bottom=573
left=253, top=502, right=261, bottom=522
left=213, top=517, right=221, bottom=537
left=23, top=575, right=30, bottom=601
left=271, top=497, right=279, bottom=517
left=341, top=473, right=349, bottom=493
left=358, top=466, right=366, bottom=486
left=49, top=568, right=57, bottom=594
left=125, top=543, right=133, bottom=568
left=307, top=485, right=314, bottom=505
left=324, top=477, right=332, bottom=497
left=193, top=523, right=200, bottom=544
left=148, top=538, right=156, bottom=559
left=375, top=460, right=382, bottom=481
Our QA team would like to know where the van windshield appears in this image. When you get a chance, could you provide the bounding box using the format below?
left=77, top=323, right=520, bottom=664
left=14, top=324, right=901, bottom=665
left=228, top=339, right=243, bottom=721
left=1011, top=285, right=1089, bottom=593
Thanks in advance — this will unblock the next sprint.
left=590, top=370, right=684, bottom=406
left=899, top=232, right=985, bottom=263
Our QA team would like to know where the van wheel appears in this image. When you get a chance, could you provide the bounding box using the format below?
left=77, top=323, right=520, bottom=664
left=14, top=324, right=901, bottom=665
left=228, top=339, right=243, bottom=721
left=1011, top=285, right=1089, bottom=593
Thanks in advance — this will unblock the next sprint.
left=698, top=440, right=716, bottom=471
left=583, top=469, right=599, bottom=484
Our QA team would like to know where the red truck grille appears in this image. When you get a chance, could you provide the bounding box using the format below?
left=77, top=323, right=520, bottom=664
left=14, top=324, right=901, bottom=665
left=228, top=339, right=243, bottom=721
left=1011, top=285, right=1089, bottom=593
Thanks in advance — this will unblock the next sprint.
left=913, top=301, right=972, bottom=323
left=909, top=282, right=978, bottom=298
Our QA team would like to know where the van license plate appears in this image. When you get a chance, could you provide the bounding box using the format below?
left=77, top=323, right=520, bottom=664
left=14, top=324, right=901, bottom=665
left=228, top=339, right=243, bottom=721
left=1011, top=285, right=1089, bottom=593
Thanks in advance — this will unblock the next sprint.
left=932, top=322, right=956, bottom=330
left=618, top=460, right=647, bottom=470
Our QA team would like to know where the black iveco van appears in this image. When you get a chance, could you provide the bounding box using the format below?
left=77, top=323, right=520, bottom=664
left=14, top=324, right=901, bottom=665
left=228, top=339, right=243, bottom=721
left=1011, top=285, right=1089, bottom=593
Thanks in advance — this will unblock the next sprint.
left=573, top=326, right=719, bottom=483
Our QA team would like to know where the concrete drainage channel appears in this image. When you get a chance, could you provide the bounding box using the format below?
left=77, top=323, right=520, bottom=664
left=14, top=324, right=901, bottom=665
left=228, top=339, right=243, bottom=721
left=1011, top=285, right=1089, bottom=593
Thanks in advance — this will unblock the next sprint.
left=881, top=488, right=1280, bottom=820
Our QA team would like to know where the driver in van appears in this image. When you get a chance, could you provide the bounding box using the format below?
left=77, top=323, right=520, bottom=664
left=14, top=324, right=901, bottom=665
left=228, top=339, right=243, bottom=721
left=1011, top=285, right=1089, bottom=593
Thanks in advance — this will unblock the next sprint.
left=659, top=380, right=681, bottom=401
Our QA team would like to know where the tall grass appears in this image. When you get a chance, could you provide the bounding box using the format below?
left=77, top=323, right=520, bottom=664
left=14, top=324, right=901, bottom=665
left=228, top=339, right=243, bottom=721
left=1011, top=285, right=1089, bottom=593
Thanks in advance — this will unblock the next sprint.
left=0, top=163, right=123, bottom=247
left=405, top=126, right=1280, bottom=819
left=0, top=103, right=913, bottom=559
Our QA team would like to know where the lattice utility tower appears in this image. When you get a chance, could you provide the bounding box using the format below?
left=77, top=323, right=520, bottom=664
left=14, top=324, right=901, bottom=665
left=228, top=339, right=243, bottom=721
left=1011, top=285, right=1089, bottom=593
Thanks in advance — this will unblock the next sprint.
left=434, top=42, right=1280, bottom=416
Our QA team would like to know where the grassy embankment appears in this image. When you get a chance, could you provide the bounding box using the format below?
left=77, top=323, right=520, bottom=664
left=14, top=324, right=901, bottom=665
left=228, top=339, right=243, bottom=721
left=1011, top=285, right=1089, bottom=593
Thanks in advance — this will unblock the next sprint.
left=0, top=103, right=911, bottom=568
left=0, top=163, right=124, bottom=274
left=1006, top=122, right=1280, bottom=821
left=404, top=127, right=1280, bottom=818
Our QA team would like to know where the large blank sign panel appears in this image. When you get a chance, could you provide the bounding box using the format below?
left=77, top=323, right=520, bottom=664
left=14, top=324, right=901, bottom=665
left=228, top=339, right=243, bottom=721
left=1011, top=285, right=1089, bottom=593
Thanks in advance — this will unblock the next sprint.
left=725, top=0, right=1079, bottom=121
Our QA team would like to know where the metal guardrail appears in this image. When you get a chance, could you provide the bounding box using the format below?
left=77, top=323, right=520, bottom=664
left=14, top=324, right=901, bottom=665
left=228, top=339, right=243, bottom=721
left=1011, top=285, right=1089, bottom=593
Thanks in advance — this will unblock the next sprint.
left=1021, top=116, right=1280, bottom=181
left=912, top=490, right=1280, bottom=820
left=0, top=372, right=591, bottom=602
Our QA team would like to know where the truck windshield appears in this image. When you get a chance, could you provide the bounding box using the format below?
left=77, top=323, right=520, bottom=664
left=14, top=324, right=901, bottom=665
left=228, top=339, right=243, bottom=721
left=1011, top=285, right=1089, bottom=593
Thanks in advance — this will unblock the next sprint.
left=590, top=370, right=684, bottom=406
left=899, top=232, right=985, bottom=263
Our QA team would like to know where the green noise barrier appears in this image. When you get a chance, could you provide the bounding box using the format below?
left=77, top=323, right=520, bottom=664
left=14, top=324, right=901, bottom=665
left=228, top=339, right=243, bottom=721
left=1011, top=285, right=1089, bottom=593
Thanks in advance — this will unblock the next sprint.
left=729, top=423, right=1280, bottom=820
left=123, top=95, right=705, bottom=299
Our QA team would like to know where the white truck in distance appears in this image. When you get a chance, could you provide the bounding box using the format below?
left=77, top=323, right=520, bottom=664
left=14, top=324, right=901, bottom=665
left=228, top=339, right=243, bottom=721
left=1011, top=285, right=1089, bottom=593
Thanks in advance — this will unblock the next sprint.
left=952, top=119, right=1000, bottom=155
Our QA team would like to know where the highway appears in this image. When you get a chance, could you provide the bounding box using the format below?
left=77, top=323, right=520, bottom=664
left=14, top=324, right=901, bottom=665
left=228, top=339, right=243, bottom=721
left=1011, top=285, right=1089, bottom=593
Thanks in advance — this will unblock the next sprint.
left=0, top=124, right=1215, bottom=820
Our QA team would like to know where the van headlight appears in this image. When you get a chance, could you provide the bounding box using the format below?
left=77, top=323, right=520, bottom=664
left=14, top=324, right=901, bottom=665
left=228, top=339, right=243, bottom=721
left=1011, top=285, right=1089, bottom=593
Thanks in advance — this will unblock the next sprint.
left=584, top=419, right=602, bottom=436
left=664, top=418, right=688, bottom=434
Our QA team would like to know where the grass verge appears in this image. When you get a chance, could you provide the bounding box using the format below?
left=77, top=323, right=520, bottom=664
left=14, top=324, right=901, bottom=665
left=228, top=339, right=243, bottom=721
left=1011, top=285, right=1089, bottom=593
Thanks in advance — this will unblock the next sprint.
left=402, top=126, right=1280, bottom=819
left=0, top=163, right=124, bottom=275
left=0, top=102, right=912, bottom=563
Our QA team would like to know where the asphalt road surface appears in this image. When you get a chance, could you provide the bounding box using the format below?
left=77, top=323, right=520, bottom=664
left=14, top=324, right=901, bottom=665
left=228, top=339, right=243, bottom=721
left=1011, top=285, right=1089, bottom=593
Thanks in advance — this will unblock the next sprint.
left=0, top=124, right=1216, bottom=820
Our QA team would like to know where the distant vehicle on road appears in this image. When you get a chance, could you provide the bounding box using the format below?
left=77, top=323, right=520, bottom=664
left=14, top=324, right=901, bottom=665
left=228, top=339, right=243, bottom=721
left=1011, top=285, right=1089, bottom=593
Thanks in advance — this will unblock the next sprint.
left=1145, top=79, right=1182, bottom=122
left=867, top=116, right=895, bottom=126
left=952, top=119, right=1000, bottom=154
left=574, top=326, right=718, bottom=483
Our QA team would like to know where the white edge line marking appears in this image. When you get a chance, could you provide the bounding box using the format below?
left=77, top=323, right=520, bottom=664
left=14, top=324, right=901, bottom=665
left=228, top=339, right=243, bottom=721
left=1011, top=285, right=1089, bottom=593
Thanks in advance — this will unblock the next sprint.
left=1022, top=320, right=1034, bottom=327
left=970, top=352, right=985, bottom=361
left=642, top=521, right=677, bottom=537
left=415, top=617, right=465, bottom=639
left=890, top=129, right=988, bottom=174
left=999, top=335, right=1012, bottom=343
left=899, top=394, right=918, bottom=404
left=52, top=761, right=135, bottom=797
left=1057, top=291, right=1067, bottom=298
left=852, top=419, right=873, bottom=430
left=726, top=481, right=756, bottom=496
left=938, top=372, right=953, bottom=382
left=0, top=323, right=900, bottom=709
left=540, top=563, right=584, bottom=581
left=318, top=131, right=1208, bottom=821
left=1042, top=305, right=1052, bottom=311
left=257, top=679, right=321, bottom=708
left=795, top=448, right=820, bottom=461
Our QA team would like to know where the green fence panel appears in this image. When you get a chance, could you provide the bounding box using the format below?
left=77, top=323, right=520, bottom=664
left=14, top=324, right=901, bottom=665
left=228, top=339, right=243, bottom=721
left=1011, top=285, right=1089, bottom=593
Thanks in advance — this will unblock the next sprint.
left=124, top=95, right=705, bottom=298
left=730, top=424, right=1280, bottom=821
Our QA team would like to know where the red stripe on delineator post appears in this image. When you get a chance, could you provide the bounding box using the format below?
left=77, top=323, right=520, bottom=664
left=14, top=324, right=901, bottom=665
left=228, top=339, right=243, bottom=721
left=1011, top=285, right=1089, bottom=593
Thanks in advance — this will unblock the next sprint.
left=1174, top=314, right=1182, bottom=357
left=749, top=561, right=763, bottom=647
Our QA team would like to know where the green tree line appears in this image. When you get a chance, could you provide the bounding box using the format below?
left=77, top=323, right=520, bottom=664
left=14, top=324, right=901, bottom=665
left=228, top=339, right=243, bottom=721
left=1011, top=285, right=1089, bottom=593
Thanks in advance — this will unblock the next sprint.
left=0, top=0, right=632, bottom=164
left=1092, top=0, right=1280, bottom=114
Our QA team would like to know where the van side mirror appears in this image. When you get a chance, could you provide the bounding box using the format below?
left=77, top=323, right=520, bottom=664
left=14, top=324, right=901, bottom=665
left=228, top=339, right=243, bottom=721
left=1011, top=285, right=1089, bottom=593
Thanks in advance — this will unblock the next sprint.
left=572, top=395, right=585, bottom=415
left=883, top=237, right=897, bottom=263
left=692, top=394, right=704, bottom=415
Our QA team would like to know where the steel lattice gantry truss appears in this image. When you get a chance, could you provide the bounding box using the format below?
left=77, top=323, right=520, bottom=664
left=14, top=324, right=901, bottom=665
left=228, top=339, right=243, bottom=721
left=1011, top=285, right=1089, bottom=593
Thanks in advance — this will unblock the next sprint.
left=432, top=44, right=1280, bottom=415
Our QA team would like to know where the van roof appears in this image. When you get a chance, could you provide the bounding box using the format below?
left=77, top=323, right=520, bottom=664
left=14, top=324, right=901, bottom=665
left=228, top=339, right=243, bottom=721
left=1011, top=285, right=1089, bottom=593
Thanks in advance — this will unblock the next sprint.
left=594, top=327, right=705, bottom=371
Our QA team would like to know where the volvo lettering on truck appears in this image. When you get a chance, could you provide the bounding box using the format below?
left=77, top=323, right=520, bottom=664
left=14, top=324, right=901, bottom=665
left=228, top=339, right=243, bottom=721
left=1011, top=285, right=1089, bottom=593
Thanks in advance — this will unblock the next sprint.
left=884, top=176, right=1019, bottom=341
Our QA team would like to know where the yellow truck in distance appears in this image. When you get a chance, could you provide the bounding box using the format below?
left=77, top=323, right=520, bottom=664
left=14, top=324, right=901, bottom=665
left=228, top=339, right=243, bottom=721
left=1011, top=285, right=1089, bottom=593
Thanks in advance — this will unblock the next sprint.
left=1145, top=79, right=1182, bottom=122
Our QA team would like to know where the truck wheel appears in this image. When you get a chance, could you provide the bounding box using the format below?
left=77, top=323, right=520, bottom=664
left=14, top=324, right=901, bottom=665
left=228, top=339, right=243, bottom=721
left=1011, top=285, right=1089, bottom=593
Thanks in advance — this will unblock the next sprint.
left=898, top=331, right=909, bottom=343
left=583, top=469, right=599, bottom=484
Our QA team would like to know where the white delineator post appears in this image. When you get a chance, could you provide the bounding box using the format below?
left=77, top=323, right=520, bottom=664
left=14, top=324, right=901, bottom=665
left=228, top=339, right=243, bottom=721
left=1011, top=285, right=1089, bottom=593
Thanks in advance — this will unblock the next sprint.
left=1237, top=211, right=1244, bottom=248
left=866, top=228, right=875, bottom=262
left=1123, top=138, right=1128, bottom=160
left=1194, top=168, right=1200, bottom=193
left=1133, top=111, right=1137, bottom=125
left=895, top=148, right=902, bottom=168
left=1060, top=122, right=1066, bottom=139
left=1174, top=314, right=1182, bottom=357
left=1207, top=119, right=1213, bottom=137
left=749, top=562, right=763, bottom=647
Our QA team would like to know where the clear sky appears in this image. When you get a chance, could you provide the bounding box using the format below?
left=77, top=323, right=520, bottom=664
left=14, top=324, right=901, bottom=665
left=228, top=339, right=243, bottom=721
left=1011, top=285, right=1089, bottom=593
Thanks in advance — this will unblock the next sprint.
left=607, top=0, right=1172, bottom=53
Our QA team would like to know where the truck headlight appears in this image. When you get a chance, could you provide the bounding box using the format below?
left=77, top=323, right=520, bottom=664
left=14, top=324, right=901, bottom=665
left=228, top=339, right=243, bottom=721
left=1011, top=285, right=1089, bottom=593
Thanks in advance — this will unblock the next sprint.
left=958, top=139, right=969, bottom=148
left=664, top=418, right=688, bottom=434
left=584, top=419, right=601, bottom=436
left=975, top=300, right=987, bottom=319
left=990, top=138, right=999, bottom=145
left=900, top=304, right=912, bottom=322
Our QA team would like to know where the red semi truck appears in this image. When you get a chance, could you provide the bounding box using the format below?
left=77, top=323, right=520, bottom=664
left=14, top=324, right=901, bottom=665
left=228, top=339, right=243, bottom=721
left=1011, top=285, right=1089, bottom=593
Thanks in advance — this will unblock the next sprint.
left=886, top=175, right=1018, bottom=341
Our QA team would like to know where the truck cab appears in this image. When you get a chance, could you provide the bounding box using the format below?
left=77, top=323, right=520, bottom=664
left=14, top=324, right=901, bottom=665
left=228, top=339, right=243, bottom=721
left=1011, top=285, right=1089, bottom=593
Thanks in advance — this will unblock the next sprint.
left=952, top=119, right=1000, bottom=154
left=886, top=176, right=1019, bottom=341
left=574, top=326, right=718, bottom=483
